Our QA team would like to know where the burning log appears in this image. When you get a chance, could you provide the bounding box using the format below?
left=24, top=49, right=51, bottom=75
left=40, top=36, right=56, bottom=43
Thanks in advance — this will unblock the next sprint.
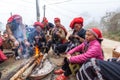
left=20, top=62, right=36, bottom=80
left=19, top=53, right=48, bottom=80
left=10, top=45, right=46, bottom=80
left=10, top=57, right=35, bottom=80
left=0, top=59, right=30, bottom=80
left=29, top=58, right=55, bottom=80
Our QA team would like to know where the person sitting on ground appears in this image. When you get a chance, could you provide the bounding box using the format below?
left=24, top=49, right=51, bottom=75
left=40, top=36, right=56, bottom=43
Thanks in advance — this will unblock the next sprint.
left=28, top=22, right=47, bottom=54
left=77, top=57, right=120, bottom=80
left=0, top=35, right=7, bottom=63
left=54, top=17, right=86, bottom=55
left=46, top=17, right=67, bottom=57
left=6, top=14, right=30, bottom=60
left=54, top=28, right=104, bottom=80
left=42, top=17, right=54, bottom=35
left=2, top=30, right=14, bottom=49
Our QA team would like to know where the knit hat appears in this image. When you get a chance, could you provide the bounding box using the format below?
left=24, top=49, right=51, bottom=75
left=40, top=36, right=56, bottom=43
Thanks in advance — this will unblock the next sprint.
left=33, top=22, right=44, bottom=29
left=70, top=17, right=84, bottom=29
left=7, top=14, right=22, bottom=23
left=88, top=28, right=102, bottom=39
left=54, top=17, right=60, bottom=22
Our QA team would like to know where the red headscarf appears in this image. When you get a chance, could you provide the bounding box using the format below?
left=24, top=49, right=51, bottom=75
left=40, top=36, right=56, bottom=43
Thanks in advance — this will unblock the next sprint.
left=42, top=17, right=48, bottom=23
left=33, top=22, right=44, bottom=29
left=7, top=14, right=22, bottom=23
left=54, top=17, right=60, bottom=22
left=70, top=17, right=84, bottom=29
left=88, top=28, right=102, bottom=39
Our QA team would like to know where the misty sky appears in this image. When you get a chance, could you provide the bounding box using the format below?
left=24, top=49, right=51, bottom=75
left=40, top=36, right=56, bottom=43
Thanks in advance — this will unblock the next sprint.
left=0, top=0, right=120, bottom=30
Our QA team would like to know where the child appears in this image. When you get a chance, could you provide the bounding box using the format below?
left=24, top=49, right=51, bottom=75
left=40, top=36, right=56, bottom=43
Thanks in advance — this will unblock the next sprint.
left=54, top=28, right=104, bottom=80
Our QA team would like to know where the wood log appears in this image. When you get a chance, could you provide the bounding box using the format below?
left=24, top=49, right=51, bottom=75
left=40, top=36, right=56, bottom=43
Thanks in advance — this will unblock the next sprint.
left=0, top=59, right=30, bottom=80
left=20, top=61, right=37, bottom=80
left=29, top=53, right=48, bottom=75
left=20, top=54, right=48, bottom=80
left=10, top=57, right=35, bottom=80
left=16, top=78, right=22, bottom=80
left=10, top=46, right=43, bottom=80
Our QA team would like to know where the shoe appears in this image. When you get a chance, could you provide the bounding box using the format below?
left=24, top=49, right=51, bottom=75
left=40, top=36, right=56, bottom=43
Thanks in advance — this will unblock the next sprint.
left=15, top=56, right=20, bottom=60
left=54, top=69, right=64, bottom=74
left=55, top=74, right=68, bottom=80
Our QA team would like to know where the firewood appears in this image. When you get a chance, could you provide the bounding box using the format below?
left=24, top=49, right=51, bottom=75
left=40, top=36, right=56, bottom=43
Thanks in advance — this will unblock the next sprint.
left=10, top=57, right=35, bottom=80
left=0, top=59, right=30, bottom=80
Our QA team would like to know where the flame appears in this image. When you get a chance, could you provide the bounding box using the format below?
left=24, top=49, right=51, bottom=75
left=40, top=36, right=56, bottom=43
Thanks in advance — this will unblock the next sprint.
left=34, top=45, right=40, bottom=57
left=34, top=45, right=43, bottom=65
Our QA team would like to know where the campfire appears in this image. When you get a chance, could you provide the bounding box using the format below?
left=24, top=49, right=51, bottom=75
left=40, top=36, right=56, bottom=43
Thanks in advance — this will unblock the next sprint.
left=34, top=45, right=41, bottom=57
left=9, top=45, right=45, bottom=80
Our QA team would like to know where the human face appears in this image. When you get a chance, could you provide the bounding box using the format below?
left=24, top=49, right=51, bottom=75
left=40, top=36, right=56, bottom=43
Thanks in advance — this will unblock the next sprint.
left=35, top=26, right=42, bottom=32
left=85, top=30, right=96, bottom=42
left=43, top=21, right=48, bottom=27
left=74, top=23, right=82, bottom=31
left=54, top=21, right=60, bottom=27
left=16, top=18, right=22, bottom=24
left=3, top=33, right=8, bottom=38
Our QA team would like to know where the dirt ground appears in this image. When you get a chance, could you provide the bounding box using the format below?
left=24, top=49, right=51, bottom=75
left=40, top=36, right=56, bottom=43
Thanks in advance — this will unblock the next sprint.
left=102, top=38, right=120, bottom=59
left=0, top=38, right=120, bottom=80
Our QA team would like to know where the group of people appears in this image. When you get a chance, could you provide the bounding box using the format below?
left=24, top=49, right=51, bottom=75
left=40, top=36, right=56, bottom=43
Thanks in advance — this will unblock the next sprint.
left=0, top=14, right=120, bottom=80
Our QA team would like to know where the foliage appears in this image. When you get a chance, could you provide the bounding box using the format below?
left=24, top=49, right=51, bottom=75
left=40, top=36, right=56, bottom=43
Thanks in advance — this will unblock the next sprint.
left=101, top=8, right=120, bottom=41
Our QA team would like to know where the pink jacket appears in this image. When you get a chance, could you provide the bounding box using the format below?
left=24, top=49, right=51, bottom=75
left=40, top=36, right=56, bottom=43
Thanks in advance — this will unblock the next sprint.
left=67, top=40, right=104, bottom=64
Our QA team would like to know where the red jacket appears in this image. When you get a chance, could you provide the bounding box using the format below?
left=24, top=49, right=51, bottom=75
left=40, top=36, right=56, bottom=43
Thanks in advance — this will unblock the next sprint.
left=0, top=37, right=7, bottom=61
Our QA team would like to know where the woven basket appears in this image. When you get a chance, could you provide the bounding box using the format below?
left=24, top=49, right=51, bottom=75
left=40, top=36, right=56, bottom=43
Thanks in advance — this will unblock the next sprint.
left=112, top=49, right=120, bottom=58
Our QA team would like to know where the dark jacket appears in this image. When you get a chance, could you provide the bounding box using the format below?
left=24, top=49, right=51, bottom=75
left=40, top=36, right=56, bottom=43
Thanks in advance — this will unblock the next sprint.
left=28, top=29, right=46, bottom=47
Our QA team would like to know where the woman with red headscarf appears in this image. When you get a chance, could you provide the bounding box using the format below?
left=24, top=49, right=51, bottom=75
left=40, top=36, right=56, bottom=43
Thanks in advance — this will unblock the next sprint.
left=42, top=17, right=54, bottom=35
left=54, top=28, right=104, bottom=80
left=51, top=17, right=86, bottom=58
left=46, top=17, right=67, bottom=57
left=6, top=14, right=30, bottom=60
left=28, top=22, right=47, bottom=54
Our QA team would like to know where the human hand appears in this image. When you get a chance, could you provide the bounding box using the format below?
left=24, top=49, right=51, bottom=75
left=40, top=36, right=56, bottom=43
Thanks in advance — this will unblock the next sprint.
left=35, top=36, right=39, bottom=39
left=56, top=32, right=60, bottom=36
left=74, top=35, right=79, bottom=39
left=14, top=40, right=19, bottom=47
left=66, top=54, right=71, bottom=60
left=39, top=36, right=42, bottom=39
left=24, top=40, right=30, bottom=47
